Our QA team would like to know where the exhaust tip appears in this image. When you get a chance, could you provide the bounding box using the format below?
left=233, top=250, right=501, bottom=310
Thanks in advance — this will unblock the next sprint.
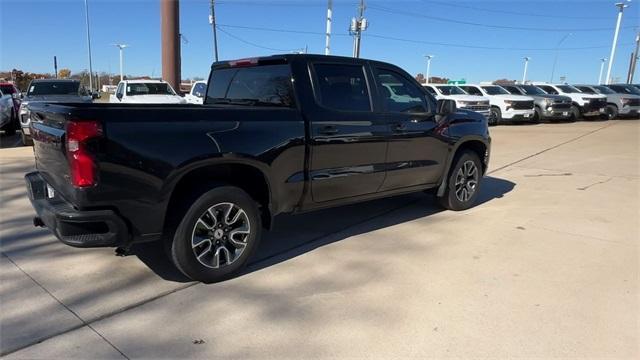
left=33, top=217, right=45, bottom=227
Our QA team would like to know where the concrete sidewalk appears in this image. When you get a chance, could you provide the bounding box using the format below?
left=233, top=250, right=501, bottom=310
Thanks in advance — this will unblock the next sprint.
left=1, top=121, right=638, bottom=359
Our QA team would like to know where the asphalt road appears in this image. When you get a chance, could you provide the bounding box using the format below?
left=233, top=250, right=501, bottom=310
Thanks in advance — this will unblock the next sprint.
left=1, top=121, right=638, bottom=359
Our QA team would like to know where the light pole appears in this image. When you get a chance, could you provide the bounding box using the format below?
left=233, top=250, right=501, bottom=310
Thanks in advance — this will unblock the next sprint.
left=84, top=0, right=94, bottom=92
left=325, top=0, right=333, bottom=55
left=112, top=44, right=128, bottom=82
left=550, top=33, right=571, bottom=83
left=424, top=55, right=434, bottom=83
left=522, top=57, right=530, bottom=84
left=349, top=0, right=367, bottom=58
left=605, top=1, right=631, bottom=84
left=598, top=58, right=608, bottom=84
left=209, top=0, right=219, bottom=62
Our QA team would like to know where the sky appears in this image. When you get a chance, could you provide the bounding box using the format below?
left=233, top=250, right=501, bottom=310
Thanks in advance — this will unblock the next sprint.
left=1, top=0, right=639, bottom=84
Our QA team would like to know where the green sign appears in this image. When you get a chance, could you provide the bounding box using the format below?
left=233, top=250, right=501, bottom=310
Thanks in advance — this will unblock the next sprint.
left=447, top=79, right=466, bottom=85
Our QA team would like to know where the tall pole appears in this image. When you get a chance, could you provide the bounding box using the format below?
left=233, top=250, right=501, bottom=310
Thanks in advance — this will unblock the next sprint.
left=54, top=56, right=58, bottom=78
left=84, top=0, right=94, bottom=92
left=627, top=31, right=640, bottom=83
left=605, top=2, right=629, bottom=85
left=350, top=0, right=367, bottom=58
left=550, top=33, right=571, bottom=83
left=325, top=0, right=332, bottom=55
left=425, top=55, right=434, bottom=83
left=209, top=0, right=219, bottom=62
left=598, top=58, right=608, bottom=84
left=522, top=57, right=530, bottom=84
left=161, top=0, right=181, bottom=93
left=113, top=45, right=128, bottom=82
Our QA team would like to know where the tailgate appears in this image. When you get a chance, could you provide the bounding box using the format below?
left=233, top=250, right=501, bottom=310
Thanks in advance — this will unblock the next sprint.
left=29, top=105, right=76, bottom=204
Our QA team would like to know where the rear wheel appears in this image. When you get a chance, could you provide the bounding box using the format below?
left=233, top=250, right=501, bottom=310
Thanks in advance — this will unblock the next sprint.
left=170, top=186, right=262, bottom=283
left=437, top=150, right=483, bottom=211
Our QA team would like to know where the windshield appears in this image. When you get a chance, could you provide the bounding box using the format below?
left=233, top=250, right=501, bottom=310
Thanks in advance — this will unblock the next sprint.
left=593, top=86, right=615, bottom=94
left=0, top=84, right=16, bottom=94
left=437, top=86, right=466, bottom=95
left=126, top=83, right=176, bottom=96
left=556, top=85, right=581, bottom=93
left=608, top=85, right=640, bottom=95
left=520, top=85, right=546, bottom=95
left=27, top=81, right=81, bottom=96
left=482, top=86, right=509, bottom=95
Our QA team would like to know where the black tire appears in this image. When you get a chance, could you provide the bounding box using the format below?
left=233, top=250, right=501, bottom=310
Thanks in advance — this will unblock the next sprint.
left=569, top=105, right=581, bottom=121
left=604, top=104, right=617, bottom=120
left=170, top=186, right=262, bottom=283
left=489, top=107, right=502, bottom=126
left=533, top=107, right=542, bottom=123
left=3, top=111, right=16, bottom=136
left=21, top=132, right=33, bottom=146
left=437, top=150, right=483, bottom=211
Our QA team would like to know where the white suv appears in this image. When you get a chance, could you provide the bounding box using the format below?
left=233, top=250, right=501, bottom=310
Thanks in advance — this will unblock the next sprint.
left=422, top=84, right=490, bottom=120
left=460, top=84, right=535, bottom=125
left=532, top=83, right=606, bottom=120
left=110, top=80, right=186, bottom=104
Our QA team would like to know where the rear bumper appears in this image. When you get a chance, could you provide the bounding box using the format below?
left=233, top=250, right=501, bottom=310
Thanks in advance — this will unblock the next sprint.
left=25, top=172, right=129, bottom=247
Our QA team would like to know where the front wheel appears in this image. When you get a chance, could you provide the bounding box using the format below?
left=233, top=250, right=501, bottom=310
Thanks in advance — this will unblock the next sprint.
left=170, top=186, right=262, bottom=283
left=488, top=107, right=502, bottom=126
left=437, top=150, right=483, bottom=211
left=569, top=105, right=581, bottom=121
left=603, top=105, right=617, bottom=120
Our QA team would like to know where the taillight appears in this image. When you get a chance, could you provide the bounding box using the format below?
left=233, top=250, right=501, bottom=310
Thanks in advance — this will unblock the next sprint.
left=66, top=121, right=102, bottom=188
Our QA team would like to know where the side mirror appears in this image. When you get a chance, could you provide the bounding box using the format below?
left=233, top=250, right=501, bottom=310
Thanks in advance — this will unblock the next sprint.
left=436, top=99, right=456, bottom=115
left=92, top=92, right=100, bottom=99
left=116, top=92, right=123, bottom=100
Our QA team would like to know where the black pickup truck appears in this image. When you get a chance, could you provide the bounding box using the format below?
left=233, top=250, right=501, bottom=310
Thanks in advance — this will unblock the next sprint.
left=25, top=54, right=490, bottom=282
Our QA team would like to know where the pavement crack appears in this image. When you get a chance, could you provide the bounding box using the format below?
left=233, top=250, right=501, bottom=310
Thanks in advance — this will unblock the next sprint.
left=577, top=177, right=613, bottom=191
left=488, top=122, right=617, bottom=175
left=524, top=172, right=572, bottom=177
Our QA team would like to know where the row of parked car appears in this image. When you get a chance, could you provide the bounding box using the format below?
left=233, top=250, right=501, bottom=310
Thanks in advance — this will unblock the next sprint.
left=422, top=82, right=640, bottom=124
left=424, top=82, right=640, bottom=125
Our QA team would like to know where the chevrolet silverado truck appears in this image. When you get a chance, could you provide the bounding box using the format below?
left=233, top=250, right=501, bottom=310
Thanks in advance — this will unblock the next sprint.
left=422, top=84, right=491, bottom=120
left=532, top=83, right=606, bottom=120
left=501, top=84, right=573, bottom=122
left=575, top=84, right=640, bottom=119
left=110, top=79, right=186, bottom=104
left=459, top=84, right=535, bottom=125
left=25, top=54, right=490, bottom=283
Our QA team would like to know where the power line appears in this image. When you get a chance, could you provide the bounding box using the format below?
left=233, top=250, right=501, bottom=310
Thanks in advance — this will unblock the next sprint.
left=216, top=26, right=300, bottom=52
left=421, top=0, right=638, bottom=20
left=216, top=23, right=631, bottom=52
left=367, top=4, right=636, bottom=33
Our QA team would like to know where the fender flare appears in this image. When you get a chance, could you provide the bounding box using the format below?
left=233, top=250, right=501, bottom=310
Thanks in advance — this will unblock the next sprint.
left=436, top=136, right=490, bottom=197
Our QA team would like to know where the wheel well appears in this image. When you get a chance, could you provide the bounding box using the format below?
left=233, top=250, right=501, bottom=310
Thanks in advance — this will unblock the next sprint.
left=164, top=164, right=272, bottom=232
left=455, top=140, right=488, bottom=174
left=607, top=103, right=618, bottom=109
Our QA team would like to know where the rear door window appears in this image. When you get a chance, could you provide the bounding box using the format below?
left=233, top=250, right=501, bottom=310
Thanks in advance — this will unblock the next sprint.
left=462, top=86, right=482, bottom=96
left=538, top=85, right=558, bottom=95
left=312, top=64, right=371, bottom=112
left=206, top=64, right=294, bottom=107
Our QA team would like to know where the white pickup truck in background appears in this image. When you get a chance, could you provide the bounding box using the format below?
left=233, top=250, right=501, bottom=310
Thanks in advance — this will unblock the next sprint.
left=532, top=83, right=607, bottom=120
left=110, top=80, right=186, bottom=104
left=184, top=81, right=207, bottom=105
left=423, top=84, right=490, bottom=120
left=460, top=84, right=535, bottom=125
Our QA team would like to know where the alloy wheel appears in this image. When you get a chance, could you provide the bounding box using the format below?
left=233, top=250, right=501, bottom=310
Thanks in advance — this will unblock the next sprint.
left=454, top=160, right=479, bottom=202
left=191, top=202, right=251, bottom=269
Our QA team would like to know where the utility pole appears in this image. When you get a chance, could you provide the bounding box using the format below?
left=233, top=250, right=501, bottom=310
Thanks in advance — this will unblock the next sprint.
left=161, top=0, right=181, bottom=93
left=113, top=44, right=128, bottom=82
left=522, top=57, right=530, bottom=84
left=209, top=0, right=219, bottom=62
left=424, top=55, right=434, bottom=83
left=626, top=31, right=639, bottom=83
left=54, top=56, right=58, bottom=79
left=84, top=0, right=94, bottom=92
left=550, top=33, right=571, bottom=83
left=605, top=1, right=630, bottom=85
left=598, top=58, right=608, bottom=84
left=325, top=0, right=332, bottom=55
left=349, top=0, right=368, bottom=58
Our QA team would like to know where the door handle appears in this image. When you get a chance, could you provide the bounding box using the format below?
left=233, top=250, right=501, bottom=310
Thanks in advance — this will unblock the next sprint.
left=319, top=125, right=339, bottom=135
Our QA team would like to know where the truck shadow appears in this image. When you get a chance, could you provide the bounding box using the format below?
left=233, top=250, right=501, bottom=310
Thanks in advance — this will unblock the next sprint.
left=132, top=176, right=515, bottom=283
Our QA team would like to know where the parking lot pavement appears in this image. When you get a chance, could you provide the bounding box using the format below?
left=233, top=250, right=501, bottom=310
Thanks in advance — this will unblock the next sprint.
left=1, top=121, right=638, bottom=358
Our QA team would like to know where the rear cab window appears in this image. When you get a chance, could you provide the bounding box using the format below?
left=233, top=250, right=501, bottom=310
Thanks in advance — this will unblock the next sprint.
left=311, top=63, right=372, bottom=112
left=206, top=63, right=295, bottom=107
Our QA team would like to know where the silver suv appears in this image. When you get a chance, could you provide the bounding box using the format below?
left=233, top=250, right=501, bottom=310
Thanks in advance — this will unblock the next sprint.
left=575, top=85, right=640, bottom=119
left=501, top=85, right=573, bottom=122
